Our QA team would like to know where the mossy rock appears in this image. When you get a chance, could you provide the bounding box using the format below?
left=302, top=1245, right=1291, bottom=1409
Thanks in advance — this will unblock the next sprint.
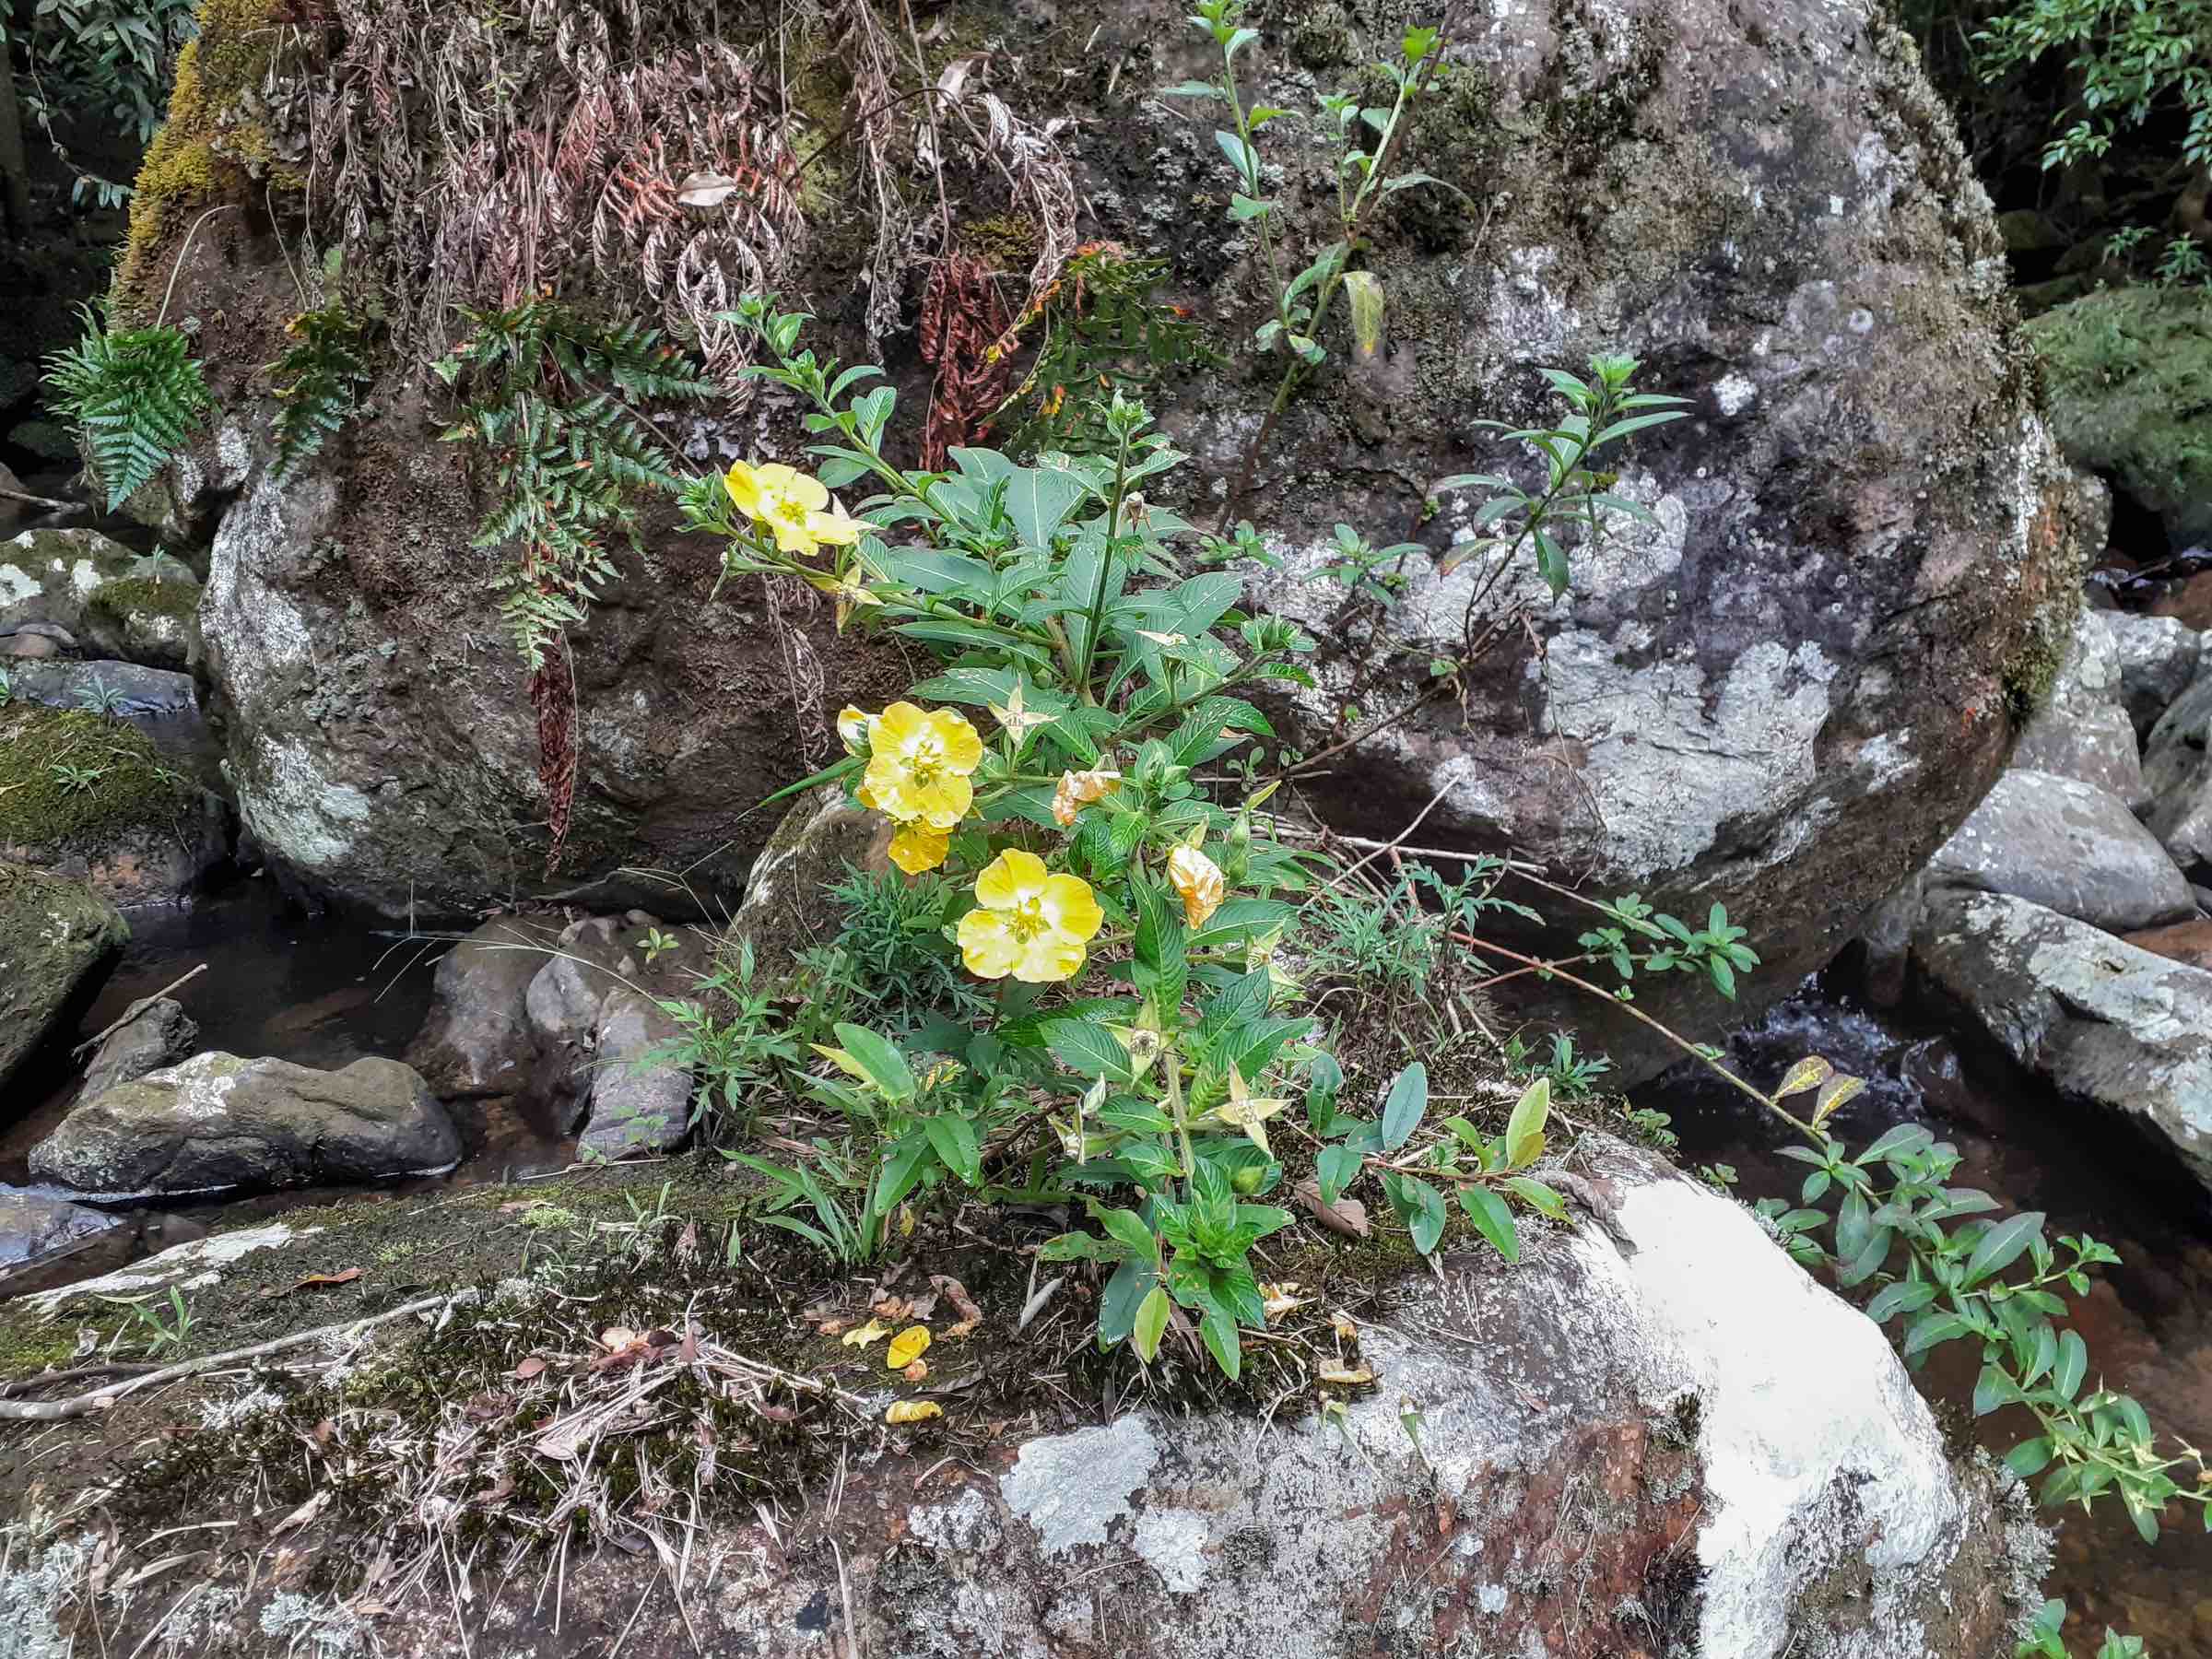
left=0, top=703, right=227, bottom=904
left=0, top=530, right=202, bottom=670
left=2029, top=287, right=2212, bottom=549
left=0, top=860, right=127, bottom=1089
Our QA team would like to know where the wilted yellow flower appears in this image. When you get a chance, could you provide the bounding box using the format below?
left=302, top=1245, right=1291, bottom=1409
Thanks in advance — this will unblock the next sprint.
left=1051, top=769, right=1123, bottom=828
left=988, top=682, right=1055, bottom=744
left=1167, top=844, right=1227, bottom=927
left=888, top=823, right=950, bottom=875
left=837, top=706, right=873, bottom=755
left=1211, top=1063, right=1288, bottom=1155
left=958, top=849, right=1104, bottom=983
left=724, top=460, right=869, bottom=557
left=863, top=702, right=984, bottom=830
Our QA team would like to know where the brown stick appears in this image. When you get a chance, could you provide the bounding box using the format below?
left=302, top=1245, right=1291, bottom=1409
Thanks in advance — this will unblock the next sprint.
left=71, top=963, right=208, bottom=1058
left=0, top=1293, right=454, bottom=1423
left=0, top=1361, right=159, bottom=1399
left=0, top=483, right=74, bottom=512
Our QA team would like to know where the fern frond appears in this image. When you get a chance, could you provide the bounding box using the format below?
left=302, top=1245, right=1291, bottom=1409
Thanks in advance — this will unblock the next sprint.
left=43, top=304, right=211, bottom=511
left=268, top=303, right=373, bottom=480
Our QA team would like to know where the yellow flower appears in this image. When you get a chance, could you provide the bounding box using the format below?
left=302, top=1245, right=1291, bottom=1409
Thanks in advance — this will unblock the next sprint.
left=958, top=849, right=1104, bottom=982
left=862, top=702, right=984, bottom=830
left=724, top=460, right=870, bottom=558
left=888, top=823, right=950, bottom=875
left=1167, top=843, right=1227, bottom=927
left=1209, top=1063, right=1288, bottom=1155
left=988, top=682, right=1055, bottom=745
left=1051, top=769, right=1123, bottom=828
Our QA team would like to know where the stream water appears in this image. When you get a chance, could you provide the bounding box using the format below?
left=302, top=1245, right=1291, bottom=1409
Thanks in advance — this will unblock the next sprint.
left=1641, top=980, right=2212, bottom=1654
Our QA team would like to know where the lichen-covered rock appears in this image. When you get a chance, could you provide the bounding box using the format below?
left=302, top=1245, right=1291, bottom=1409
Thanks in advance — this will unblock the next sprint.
left=728, top=785, right=894, bottom=982
left=2101, top=610, right=2202, bottom=737
left=404, top=915, right=552, bottom=1098
left=2029, top=288, right=2212, bottom=548
left=517, top=912, right=712, bottom=1129
left=1915, top=890, right=2212, bottom=1192
left=79, top=994, right=200, bottom=1098
left=0, top=861, right=127, bottom=1090
left=1923, top=769, right=2192, bottom=933
left=2011, top=610, right=2148, bottom=809
left=2141, top=667, right=2212, bottom=883
left=28, top=1052, right=462, bottom=1195
left=0, top=1185, right=126, bottom=1273
left=0, top=699, right=228, bottom=906
left=575, top=989, right=693, bottom=1159
left=0, top=529, right=202, bottom=670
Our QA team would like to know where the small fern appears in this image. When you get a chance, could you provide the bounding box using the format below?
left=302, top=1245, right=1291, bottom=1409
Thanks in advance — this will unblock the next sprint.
left=435, top=300, right=713, bottom=670
left=268, top=303, right=372, bottom=480
left=43, top=304, right=211, bottom=512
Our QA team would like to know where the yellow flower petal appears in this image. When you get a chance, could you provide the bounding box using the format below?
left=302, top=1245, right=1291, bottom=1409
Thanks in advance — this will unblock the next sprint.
left=1040, top=873, right=1104, bottom=941
left=1014, top=931, right=1088, bottom=983
left=724, top=460, right=768, bottom=518
left=837, top=706, right=873, bottom=755
left=841, top=1318, right=890, bottom=1348
left=806, top=506, right=867, bottom=546
left=886, top=1400, right=942, bottom=1425
left=888, top=824, right=950, bottom=874
left=958, top=909, right=1023, bottom=978
left=1168, top=844, right=1227, bottom=928
left=974, top=847, right=1049, bottom=909
left=886, top=1326, right=932, bottom=1370
left=784, top=472, right=830, bottom=512
left=926, top=710, right=984, bottom=775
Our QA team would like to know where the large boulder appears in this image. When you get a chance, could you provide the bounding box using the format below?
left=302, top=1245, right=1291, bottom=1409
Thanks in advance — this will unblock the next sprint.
left=0, top=698, right=229, bottom=905
left=728, top=785, right=895, bottom=982
left=1922, top=769, right=2192, bottom=933
left=1915, top=890, right=2212, bottom=1192
left=0, top=862, right=127, bottom=1089
left=29, top=1052, right=462, bottom=1195
left=0, top=529, right=202, bottom=671
left=2029, top=288, right=2212, bottom=548
left=128, top=0, right=2088, bottom=1073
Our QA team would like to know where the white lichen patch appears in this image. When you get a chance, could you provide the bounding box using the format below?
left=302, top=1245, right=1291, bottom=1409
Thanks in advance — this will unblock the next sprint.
left=25, top=1222, right=317, bottom=1314
left=999, top=1415, right=1159, bottom=1555
left=235, top=731, right=373, bottom=873
left=0, top=562, right=44, bottom=608
left=1131, top=1508, right=1211, bottom=1594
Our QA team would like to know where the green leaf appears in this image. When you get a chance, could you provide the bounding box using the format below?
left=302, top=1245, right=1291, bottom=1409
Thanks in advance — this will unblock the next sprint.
left=1043, top=1020, right=1136, bottom=1083
left=1962, top=1211, right=2046, bottom=1288
left=831, top=1022, right=914, bottom=1101
left=1459, top=1184, right=1519, bottom=1264
left=1502, top=1175, right=1565, bottom=1220
left=923, top=1113, right=981, bottom=1185
left=2053, top=1329, right=2088, bottom=1401
left=1230, top=193, right=1272, bottom=221
left=1972, top=1363, right=2019, bottom=1416
left=1133, top=1286, right=1171, bottom=1362
left=1504, top=1077, right=1550, bottom=1169
left=1339, top=270, right=1385, bottom=359
left=1903, top=1311, right=1973, bottom=1358
left=1317, top=1145, right=1362, bottom=1206
left=1199, top=1302, right=1241, bottom=1380
left=1095, top=1206, right=1158, bottom=1259
left=1380, top=1062, right=1428, bottom=1151
left=1214, top=129, right=1259, bottom=189
left=1383, top=1174, right=1447, bottom=1255
left=1099, top=1257, right=1151, bottom=1347
left=2004, top=1437, right=2054, bottom=1479
left=1774, top=1056, right=1833, bottom=1099
left=1865, top=1280, right=1936, bottom=1324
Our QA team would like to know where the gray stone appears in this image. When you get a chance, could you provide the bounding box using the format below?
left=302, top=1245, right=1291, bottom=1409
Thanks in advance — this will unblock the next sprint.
left=522, top=914, right=713, bottom=1128
left=575, top=990, right=692, bottom=1160
left=0, top=1185, right=125, bottom=1271
left=29, top=1052, right=462, bottom=1195
left=2142, top=670, right=2212, bottom=880
left=80, top=995, right=199, bottom=1098
left=2, top=659, right=197, bottom=719
left=2101, top=611, right=2201, bottom=735
left=0, top=530, right=201, bottom=671
left=0, top=863, right=127, bottom=1090
left=2010, top=610, right=2148, bottom=808
left=1923, top=770, right=2192, bottom=932
left=729, top=786, right=894, bottom=982
left=1916, top=890, right=2212, bottom=1192
left=405, top=916, right=552, bottom=1098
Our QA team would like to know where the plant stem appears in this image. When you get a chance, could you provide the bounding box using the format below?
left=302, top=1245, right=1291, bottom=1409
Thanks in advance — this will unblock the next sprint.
left=1073, top=423, right=1132, bottom=698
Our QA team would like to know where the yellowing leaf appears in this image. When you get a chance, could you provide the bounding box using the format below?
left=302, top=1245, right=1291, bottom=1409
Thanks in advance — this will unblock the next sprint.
left=1775, top=1056, right=1834, bottom=1100
left=885, top=1400, right=943, bottom=1425
left=1261, top=1283, right=1309, bottom=1322
left=887, top=1325, right=933, bottom=1370
left=1317, top=1364, right=1375, bottom=1385
left=1339, top=270, right=1385, bottom=359
left=841, top=1319, right=890, bottom=1348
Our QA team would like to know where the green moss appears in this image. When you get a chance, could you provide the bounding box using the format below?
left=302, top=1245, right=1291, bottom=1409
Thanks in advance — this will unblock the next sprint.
left=117, top=0, right=288, bottom=307
left=960, top=213, right=1042, bottom=267
left=2029, top=287, right=2212, bottom=547
left=85, top=577, right=202, bottom=627
left=0, top=705, right=198, bottom=851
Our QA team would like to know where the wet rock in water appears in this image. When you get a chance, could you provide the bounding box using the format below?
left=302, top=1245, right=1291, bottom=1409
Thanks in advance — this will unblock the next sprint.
left=1, top=627, right=63, bottom=658
left=2030, top=288, right=2212, bottom=550
left=1923, top=770, right=2192, bottom=933
left=0, top=530, right=201, bottom=671
left=2123, top=918, right=2212, bottom=973
left=2101, top=611, right=2202, bottom=737
left=79, top=995, right=200, bottom=1098
left=405, top=916, right=552, bottom=1098
left=576, top=990, right=692, bottom=1160
left=729, top=786, right=894, bottom=982
left=0, top=697, right=229, bottom=906
left=0, top=1185, right=126, bottom=1272
left=0, top=862, right=127, bottom=1090
left=1915, top=891, right=2212, bottom=1192
left=29, top=1053, right=462, bottom=1195
left=2009, top=612, right=2148, bottom=810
